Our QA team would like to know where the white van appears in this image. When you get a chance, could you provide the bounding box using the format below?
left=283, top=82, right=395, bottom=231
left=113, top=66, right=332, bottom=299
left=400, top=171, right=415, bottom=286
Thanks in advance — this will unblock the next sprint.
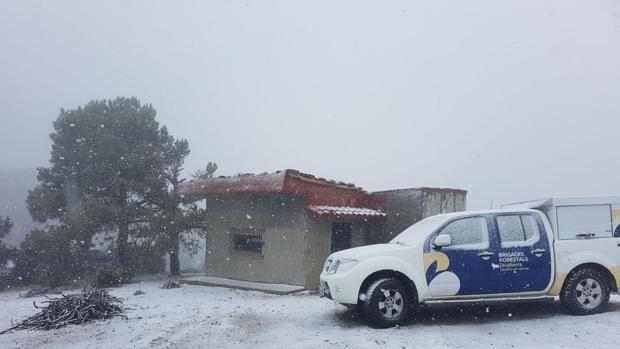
left=319, top=196, right=620, bottom=327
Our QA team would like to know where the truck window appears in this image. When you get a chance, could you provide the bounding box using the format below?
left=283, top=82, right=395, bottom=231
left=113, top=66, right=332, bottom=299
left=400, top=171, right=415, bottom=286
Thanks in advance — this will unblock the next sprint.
left=496, top=214, right=540, bottom=247
left=556, top=205, right=612, bottom=239
left=439, top=216, right=489, bottom=249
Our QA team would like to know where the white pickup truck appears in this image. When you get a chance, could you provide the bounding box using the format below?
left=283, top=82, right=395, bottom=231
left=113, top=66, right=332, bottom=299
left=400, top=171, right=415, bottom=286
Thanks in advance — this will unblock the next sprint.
left=320, top=197, right=620, bottom=327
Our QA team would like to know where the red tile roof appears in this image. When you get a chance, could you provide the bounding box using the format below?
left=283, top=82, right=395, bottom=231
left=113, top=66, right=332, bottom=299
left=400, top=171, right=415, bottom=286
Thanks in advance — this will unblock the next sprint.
left=178, top=169, right=466, bottom=219
left=307, top=205, right=386, bottom=220
left=178, top=169, right=374, bottom=208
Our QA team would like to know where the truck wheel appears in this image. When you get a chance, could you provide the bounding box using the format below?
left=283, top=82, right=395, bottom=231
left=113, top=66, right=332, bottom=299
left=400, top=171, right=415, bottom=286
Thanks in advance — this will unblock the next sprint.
left=561, top=268, right=610, bottom=315
left=362, top=278, right=412, bottom=328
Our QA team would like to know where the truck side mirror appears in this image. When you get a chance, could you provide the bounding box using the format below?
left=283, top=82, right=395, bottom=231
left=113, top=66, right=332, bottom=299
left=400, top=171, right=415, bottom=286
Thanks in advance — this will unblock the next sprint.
left=433, top=234, right=451, bottom=248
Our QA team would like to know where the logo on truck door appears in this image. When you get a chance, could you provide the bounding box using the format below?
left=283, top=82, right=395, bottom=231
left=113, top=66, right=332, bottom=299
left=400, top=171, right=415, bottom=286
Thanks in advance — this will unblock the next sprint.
left=424, top=216, right=491, bottom=297
left=424, top=251, right=461, bottom=296
left=497, top=251, right=529, bottom=271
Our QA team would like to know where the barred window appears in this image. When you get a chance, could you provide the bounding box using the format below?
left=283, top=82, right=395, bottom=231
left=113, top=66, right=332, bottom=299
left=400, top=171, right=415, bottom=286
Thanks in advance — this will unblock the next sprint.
left=230, top=227, right=264, bottom=254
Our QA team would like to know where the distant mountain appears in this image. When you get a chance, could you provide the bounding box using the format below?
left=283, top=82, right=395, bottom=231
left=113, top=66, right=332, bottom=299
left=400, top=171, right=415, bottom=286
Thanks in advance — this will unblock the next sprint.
left=0, top=168, right=40, bottom=247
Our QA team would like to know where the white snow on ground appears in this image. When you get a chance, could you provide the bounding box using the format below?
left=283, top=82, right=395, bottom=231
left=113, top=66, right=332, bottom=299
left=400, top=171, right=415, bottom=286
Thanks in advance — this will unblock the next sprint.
left=1, top=281, right=620, bottom=349
left=181, top=276, right=305, bottom=294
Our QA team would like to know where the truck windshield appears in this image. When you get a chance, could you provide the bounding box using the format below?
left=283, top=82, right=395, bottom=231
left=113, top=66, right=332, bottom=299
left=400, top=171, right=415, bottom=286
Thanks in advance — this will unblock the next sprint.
left=390, top=215, right=449, bottom=245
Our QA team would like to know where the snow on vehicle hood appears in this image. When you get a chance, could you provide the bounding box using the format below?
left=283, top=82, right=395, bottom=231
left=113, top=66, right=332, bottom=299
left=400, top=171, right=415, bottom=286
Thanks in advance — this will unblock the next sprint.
left=328, top=243, right=407, bottom=261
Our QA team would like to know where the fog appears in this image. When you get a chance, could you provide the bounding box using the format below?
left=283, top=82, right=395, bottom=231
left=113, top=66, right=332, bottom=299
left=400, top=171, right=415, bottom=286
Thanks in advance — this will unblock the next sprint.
left=1, top=0, right=620, bottom=221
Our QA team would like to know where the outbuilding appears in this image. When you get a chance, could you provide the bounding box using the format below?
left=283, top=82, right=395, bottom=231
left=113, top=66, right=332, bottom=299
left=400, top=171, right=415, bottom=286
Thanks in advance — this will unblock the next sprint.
left=178, top=169, right=466, bottom=289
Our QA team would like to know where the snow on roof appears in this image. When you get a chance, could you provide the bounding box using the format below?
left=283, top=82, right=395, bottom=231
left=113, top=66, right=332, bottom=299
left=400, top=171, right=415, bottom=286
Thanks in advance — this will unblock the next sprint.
left=501, top=198, right=552, bottom=209
left=178, top=169, right=467, bottom=216
left=373, top=187, right=467, bottom=195
left=178, top=171, right=286, bottom=196
left=502, top=196, right=620, bottom=209
left=178, top=169, right=364, bottom=197
left=307, top=205, right=387, bottom=219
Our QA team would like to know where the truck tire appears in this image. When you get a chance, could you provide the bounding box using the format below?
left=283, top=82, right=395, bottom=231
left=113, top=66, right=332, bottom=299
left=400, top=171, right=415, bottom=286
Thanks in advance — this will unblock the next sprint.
left=561, top=268, right=610, bottom=315
left=362, top=278, right=412, bottom=328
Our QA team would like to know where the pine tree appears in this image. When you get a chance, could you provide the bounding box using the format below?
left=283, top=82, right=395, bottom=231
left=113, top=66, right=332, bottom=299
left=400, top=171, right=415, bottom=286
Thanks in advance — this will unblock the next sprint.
left=0, top=216, right=11, bottom=244
left=27, top=97, right=189, bottom=275
left=154, top=162, right=216, bottom=276
left=192, top=162, right=218, bottom=179
left=0, top=216, right=13, bottom=282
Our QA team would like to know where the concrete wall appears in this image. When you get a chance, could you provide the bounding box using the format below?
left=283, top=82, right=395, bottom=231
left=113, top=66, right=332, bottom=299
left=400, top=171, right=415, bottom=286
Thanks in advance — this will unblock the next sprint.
left=421, top=190, right=466, bottom=218
left=204, top=193, right=309, bottom=286
left=304, top=213, right=373, bottom=289
left=201, top=188, right=465, bottom=290
left=303, top=215, right=332, bottom=289
left=165, top=234, right=206, bottom=273
left=302, top=216, right=375, bottom=289
left=371, top=189, right=424, bottom=243
left=371, top=189, right=467, bottom=242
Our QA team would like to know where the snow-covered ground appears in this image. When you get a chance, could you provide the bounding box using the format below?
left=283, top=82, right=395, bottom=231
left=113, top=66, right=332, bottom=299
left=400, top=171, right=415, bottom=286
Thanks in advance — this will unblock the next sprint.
left=1, top=281, right=620, bottom=349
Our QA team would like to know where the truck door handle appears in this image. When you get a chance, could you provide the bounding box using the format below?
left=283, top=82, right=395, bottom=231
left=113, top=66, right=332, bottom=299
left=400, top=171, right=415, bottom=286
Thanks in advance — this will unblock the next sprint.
left=478, top=251, right=495, bottom=260
left=531, top=248, right=546, bottom=257
left=576, top=233, right=596, bottom=239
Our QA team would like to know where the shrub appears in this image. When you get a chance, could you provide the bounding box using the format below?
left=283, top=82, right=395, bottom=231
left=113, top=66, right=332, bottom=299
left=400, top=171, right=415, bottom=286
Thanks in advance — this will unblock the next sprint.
left=125, top=241, right=166, bottom=275
left=92, top=265, right=125, bottom=288
left=18, top=228, right=87, bottom=288
left=1, top=246, right=39, bottom=288
left=2, top=227, right=168, bottom=289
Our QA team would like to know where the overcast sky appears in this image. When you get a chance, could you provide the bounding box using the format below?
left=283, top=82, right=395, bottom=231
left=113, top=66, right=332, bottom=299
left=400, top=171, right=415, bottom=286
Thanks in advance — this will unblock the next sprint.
left=1, top=0, right=620, bottom=210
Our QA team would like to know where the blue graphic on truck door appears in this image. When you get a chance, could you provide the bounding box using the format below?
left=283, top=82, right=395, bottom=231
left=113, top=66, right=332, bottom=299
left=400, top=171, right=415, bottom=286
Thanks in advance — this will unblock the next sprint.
left=424, top=215, right=499, bottom=296
left=424, top=213, right=552, bottom=297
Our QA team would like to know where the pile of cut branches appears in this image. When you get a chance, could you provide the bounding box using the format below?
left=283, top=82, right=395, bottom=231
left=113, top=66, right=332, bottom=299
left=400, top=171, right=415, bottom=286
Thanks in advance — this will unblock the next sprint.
left=1, top=288, right=125, bottom=334
left=161, top=280, right=181, bottom=289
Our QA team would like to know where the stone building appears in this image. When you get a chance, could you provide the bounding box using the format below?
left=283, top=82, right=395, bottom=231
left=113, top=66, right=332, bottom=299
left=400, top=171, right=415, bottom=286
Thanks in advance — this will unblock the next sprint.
left=178, top=169, right=466, bottom=289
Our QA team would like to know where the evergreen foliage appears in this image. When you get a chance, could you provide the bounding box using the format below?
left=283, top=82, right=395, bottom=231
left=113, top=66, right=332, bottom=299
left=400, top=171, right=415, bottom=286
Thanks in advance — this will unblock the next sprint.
left=25, top=97, right=192, bottom=283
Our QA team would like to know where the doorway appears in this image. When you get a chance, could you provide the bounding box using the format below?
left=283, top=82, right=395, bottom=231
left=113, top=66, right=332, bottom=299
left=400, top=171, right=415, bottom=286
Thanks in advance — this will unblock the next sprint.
left=331, top=223, right=352, bottom=253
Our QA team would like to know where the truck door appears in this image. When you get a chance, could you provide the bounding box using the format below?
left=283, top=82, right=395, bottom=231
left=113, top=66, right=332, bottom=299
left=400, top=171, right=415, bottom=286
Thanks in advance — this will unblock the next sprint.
left=492, top=213, right=552, bottom=293
left=425, top=215, right=499, bottom=297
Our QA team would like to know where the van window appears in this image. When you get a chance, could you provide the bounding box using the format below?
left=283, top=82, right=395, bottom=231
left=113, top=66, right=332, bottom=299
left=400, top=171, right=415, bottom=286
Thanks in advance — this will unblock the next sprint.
left=439, top=216, right=489, bottom=249
left=496, top=214, right=540, bottom=247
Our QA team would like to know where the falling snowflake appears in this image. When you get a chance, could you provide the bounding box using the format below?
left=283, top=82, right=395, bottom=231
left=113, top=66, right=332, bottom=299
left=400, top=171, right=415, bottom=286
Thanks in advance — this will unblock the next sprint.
left=6, top=260, right=15, bottom=269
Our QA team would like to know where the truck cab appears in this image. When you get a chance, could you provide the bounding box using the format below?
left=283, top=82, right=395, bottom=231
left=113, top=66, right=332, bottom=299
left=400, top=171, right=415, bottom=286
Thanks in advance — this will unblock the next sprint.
left=320, top=197, right=620, bottom=327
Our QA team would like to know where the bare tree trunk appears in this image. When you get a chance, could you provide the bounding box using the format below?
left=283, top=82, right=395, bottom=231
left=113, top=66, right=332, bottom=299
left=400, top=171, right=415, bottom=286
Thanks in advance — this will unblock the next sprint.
left=117, top=220, right=129, bottom=271
left=204, top=232, right=208, bottom=276
left=169, top=231, right=181, bottom=276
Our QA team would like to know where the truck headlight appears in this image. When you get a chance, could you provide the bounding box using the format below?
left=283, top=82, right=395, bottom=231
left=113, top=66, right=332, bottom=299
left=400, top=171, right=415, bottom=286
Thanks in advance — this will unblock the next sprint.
left=335, top=258, right=359, bottom=273
left=326, top=258, right=358, bottom=274
left=324, top=258, right=333, bottom=273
